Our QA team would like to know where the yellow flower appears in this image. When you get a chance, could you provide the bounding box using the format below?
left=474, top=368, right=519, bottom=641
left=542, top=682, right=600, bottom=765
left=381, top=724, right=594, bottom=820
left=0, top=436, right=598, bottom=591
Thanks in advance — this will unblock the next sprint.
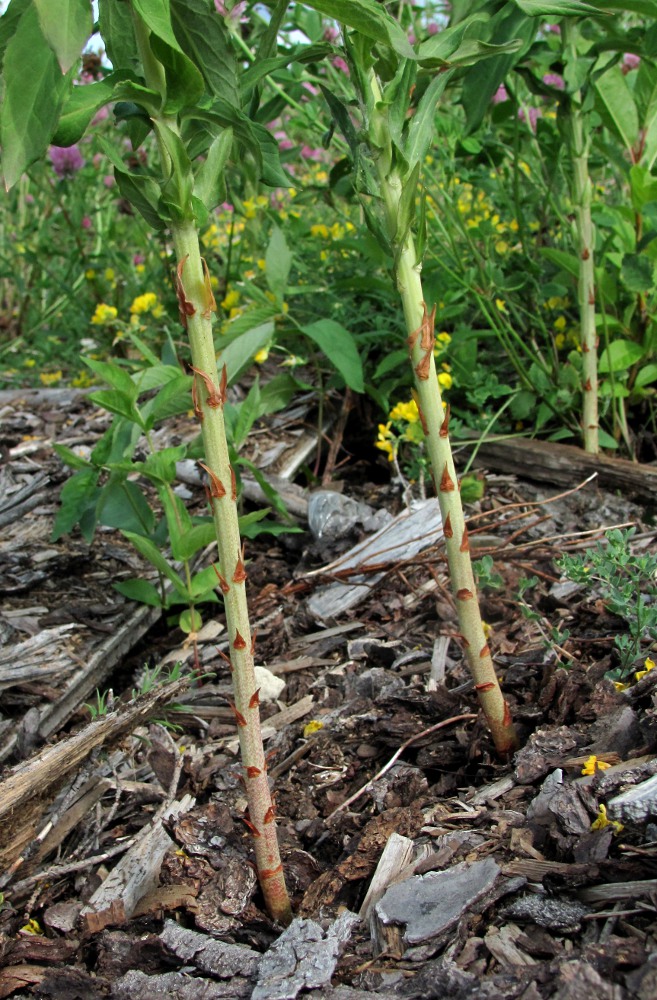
left=135, top=263, right=145, bottom=274
left=438, top=372, right=453, bottom=390
left=23, top=358, right=36, bottom=368
left=330, top=222, right=345, bottom=240
left=221, top=289, right=240, bottom=310
left=72, top=370, right=95, bottom=388
left=591, top=803, right=624, bottom=834
left=613, top=680, right=629, bottom=692
left=19, top=919, right=43, bottom=936
left=104, top=267, right=116, bottom=283
left=257, top=258, right=266, bottom=270
left=389, top=399, right=419, bottom=423
left=91, top=303, right=118, bottom=325
left=303, top=720, right=324, bottom=737
left=495, top=240, right=509, bottom=255
left=436, top=332, right=451, bottom=346
left=242, top=198, right=257, bottom=219
left=39, top=371, right=63, bottom=386
left=375, top=422, right=396, bottom=462
left=85, top=269, right=96, bottom=280
left=129, top=292, right=159, bottom=315
left=555, top=333, right=566, bottom=350
left=554, top=315, right=567, bottom=331
left=482, top=621, right=492, bottom=639
left=495, top=298, right=507, bottom=314
left=635, top=656, right=655, bottom=682
left=581, top=755, right=611, bottom=776
left=310, top=223, right=329, bottom=239
left=254, top=347, right=269, bottom=364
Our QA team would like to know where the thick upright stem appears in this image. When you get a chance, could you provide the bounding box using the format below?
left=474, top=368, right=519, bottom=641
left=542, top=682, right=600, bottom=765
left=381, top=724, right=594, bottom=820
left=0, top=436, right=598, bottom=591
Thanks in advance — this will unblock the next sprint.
left=564, top=24, right=598, bottom=454
left=369, top=80, right=517, bottom=755
left=132, top=14, right=291, bottom=925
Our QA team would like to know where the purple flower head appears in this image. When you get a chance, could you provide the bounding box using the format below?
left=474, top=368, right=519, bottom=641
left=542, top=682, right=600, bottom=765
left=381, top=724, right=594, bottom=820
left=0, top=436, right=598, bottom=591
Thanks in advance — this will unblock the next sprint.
left=133, top=253, right=145, bottom=266
left=544, top=24, right=561, bottom=35
left=302, top=82, right=319, bottom=97
left=518, top=106, right=543, bottom=132
left=427, top=22, right=440, bottom=36
left=49, top=145, right=85, bottom=176
left=408, top=30, right=416, bottom=45
left=103, top=174, right=115, bottom=188
left=491, top=84, right=508, bottom=105
left=543, top=72, right=565, bottom=91
left=332, top=56, right=349, bottom=76
left=301, top=145, right=323, bottom=162
left=279, top=138, right=295, bottom=151
left=81, top=215, right=92, bottom=230
left=622, top=53, right=641, bottom=73
left=214, top=1, right=247, bottom=24
left=323, top=25, right=340, bottom=43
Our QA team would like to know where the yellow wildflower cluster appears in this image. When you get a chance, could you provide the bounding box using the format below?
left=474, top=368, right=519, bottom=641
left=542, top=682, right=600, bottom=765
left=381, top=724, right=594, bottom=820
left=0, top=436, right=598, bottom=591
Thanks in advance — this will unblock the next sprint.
left=375, top=421, right=397, bottom=462
left=91, top=303, right=118, bottom=325
left=439, top=177, right=519, bottom=252
left=39, top=370, right=62, bottom=386
left=635, top=656, right=655, bottom=681
left=129, top=292, right=163, bottom=318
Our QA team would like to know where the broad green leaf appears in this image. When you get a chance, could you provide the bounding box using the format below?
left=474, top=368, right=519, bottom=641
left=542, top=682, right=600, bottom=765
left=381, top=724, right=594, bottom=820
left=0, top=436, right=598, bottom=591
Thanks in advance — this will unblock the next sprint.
left=98, top=480, right=156, bottom=536
left=179, top=607, right=206, bottom=633
left=170, top=0, right=240, bottom=107
left=218, top=321, right=275, bottom=383
left=241, top=43, right=331, bottom=99
left=89, top=390, right=144, bottom=425
left=85, top=359, right=138, bottom=398
left=620, top=253, right=656, bottom=293
left=175, top=522, right=217, bottom=561
left=154, top=120, right=194, bottom=221
left=132, top=0, right=181, bottom=53
left=34, top=0, right=91, bottom=73
left=512, top=0, right=600, bottom=13
left=150, top=35, right=205, bottom=114
left=302, top=319, right=364, bottom=392
left=133, top=363, right=186, bottom=392
left=0, top=0, right=30, bottom=64
left=98, top=0, right=140, bottom=72
left=190, top=100, right=290, bottom=187
left=635, top=362, right=657, bottom=387
left=115, top=168, right=168, bottom=230
left=52, top=73, right=128, bottom=147
left=51, top=469, right=100, bottom=541
left=594, top=66, right=639, bottom=156
left=160, top=489, right=193, bottom=563
left=190, top=565, right=222, bottom=599
left=1, top=4, right=70, bottom=189
left=598, top=339, right=644, bottom=374
left=265, top=226, right=293, bottom=302
left=301, top=0, right=416, bottom=58
left=141, top=375, right=193, bottom=427
left=540, top=247, right=581, bottom=280
left=232, top=381, right=262, bottom=451
left=136, top=445, right=188, bottom=485
left=122, top=530, right=188, bottom=593
left=52, top=443, right=92, bottom=471
left=114, top=579, right=163, bottom=607
left=404, top=74, right=449, bottom=169
left=194, top=127, right=233, bottom=212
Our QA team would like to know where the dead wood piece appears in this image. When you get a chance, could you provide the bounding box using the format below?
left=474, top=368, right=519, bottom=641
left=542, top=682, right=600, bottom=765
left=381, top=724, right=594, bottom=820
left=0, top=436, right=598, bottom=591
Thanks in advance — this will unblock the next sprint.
left=131, top=882, right=199, bottom=918
left=607, top=773, right=657, bottom=824
left=160, top=919, right=259, bottom=979
left=306, top=498, right=444, bottom=620
left=112, top=970, right=247, bottom=999
left=551, top=959, right=624, bottom=1000
left=502, top=859, right=599, bottom=881
left=0, top=471, right=49, bottom=528
left=359, top=832, right=416, bottom=920
left=502, top=894, right=589, bottom=931
left=81, top=794, right=195, bottom=933
left=36, top=776, right=112, bottom=861
left=372, top=856, right=500, bottom=958
left=0, top=677, right=189, bottom=874
left=0, top=625, right=77, bottom=691
left=468, top=436, right=657, bottom=501
left=0, top=963, right=47, bottom=1000
left=483, top=923, right=536, bottom=967
left=578, top=878, right=657, bottom=903
left=252, top=910, right=360, bottom=1000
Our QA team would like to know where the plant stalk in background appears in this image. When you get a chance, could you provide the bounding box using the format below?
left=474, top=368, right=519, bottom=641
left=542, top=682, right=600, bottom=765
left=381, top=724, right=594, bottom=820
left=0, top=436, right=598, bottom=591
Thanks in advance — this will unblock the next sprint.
left=132, top=12, right=291, bottom=925
left=562, top=20, right=599, bottom=455
left=365, top=69, right=517, bottom=755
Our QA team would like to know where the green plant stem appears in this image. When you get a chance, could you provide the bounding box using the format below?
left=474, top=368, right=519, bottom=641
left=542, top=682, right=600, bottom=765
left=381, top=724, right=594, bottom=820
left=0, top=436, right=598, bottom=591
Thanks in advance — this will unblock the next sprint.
left=369, top=79, right=517, bottom=756
left=132, top=12, right=291, bottom=925
left=563, top=23, right=598, bottom=454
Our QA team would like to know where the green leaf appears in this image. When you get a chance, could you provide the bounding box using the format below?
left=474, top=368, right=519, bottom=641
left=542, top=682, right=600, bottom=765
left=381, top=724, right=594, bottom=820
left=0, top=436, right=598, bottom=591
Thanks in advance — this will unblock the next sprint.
left=115, top=168, right=168, bottom=230
left=122, top=530, right=188, bottom=594
left=53, top=73, right=127, bottom=146
left=150, top=34, right=205, bottom=114
left=635, top=362, right=657, bottom=388
left=217, top=321, right=275, bottom=383
left=175, top=522, right=217, bottom=561
left=85, top=359, right=139, bottom=398
left=194, top=127, right=233, bottom=212
left=89, top=390, right=144, bottom=425
left=132, top=0, right=181, bottom=53
left=594, top=66, right=640, bottom=156
left=160, top=488, right=193, bottom=562
left=52, top=443, right=93, bottom=471
left=404, top=74, right=449, bottom=170
left=136, top=445, right=188, bottom=485
left=0, top=0, right=31, bottom=65
left=302, top=319, right=364, bottom=392
left=512, top=0, right=600, bottom=13
left=98, top=0, right=140, bottom=72
left=302, top=0, right=415, bottom=58
left=598, top=339, right=645, bottom=374
left=265, top=226, right=293, bottom=302
left=620, top=253, right=656, bottom=293
left=51, top=469, right=100, bottom=541
left=34, top=0, right=91, bottom=73
left=114, top=578, right=163, bottom=607
left=179, top=607, right=206, bottom=633
left=190, top=565, right=222, bottom=599
left=1, top=4, right=70, bottom=189
left=97, top=480, right=156, bottom=536
left=170, top=0, right=240, bottom=107
left=141, top=375, right=193, bottom=428
left=154, top=121, right=194, bottom=221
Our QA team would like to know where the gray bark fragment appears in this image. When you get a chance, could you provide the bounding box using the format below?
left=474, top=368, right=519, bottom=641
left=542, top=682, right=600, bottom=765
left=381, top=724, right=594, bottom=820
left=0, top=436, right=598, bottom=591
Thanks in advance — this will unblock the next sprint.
left=374, top=857, right=500, bottom=948
left=111, top=969, right=250, bottom=999
left=252, top=910, right=360, bottom=1000
left=607, top=772, right=657, bottom=823
left=160, top=919, right=259, bottom=980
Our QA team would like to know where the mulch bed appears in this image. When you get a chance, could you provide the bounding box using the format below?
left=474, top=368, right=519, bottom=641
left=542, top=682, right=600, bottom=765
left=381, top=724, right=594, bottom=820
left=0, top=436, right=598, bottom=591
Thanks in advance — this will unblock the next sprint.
left=1, top=387, right=656, bottom=999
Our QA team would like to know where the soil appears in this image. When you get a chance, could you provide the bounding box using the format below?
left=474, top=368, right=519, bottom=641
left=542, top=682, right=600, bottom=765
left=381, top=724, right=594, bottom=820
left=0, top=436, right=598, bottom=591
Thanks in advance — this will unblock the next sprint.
left=0, top=387, right=656, bottom=1000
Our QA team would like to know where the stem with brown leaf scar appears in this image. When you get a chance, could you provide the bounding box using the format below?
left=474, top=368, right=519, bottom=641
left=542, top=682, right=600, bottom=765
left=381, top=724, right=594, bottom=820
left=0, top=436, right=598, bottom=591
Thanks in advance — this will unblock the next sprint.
left=369, top=75, right=518, bottom=756
left=133, top=14, right=291, bottom=925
